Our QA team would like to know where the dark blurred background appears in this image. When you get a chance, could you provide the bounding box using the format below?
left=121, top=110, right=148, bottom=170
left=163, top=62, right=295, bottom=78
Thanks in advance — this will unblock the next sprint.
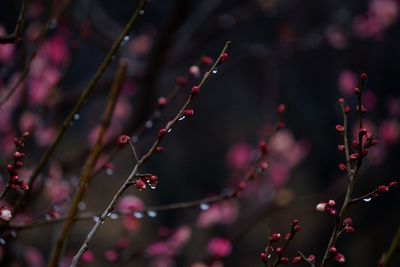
left=0, top=0, right=400, bottom=266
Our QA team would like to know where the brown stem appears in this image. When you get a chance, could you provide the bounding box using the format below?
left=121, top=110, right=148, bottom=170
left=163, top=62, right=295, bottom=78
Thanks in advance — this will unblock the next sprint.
left=46, top=60, right=127, bottom=267
left=379, top=225, right=400, bottom=266
left=70, top=41, right=231, bottom=267
left=0, top=0, right=28, bottom=44
left=320, top=79, right=367, bottom=267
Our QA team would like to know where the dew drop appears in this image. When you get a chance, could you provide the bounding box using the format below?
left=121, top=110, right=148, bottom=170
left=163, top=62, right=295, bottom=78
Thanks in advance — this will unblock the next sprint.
left=131, top=135, right=139, bottom=143
left=145, top=120, right=153, bottom=128
left=199, top=203, right=210, bottom=211
left=147, top=210, right=157, bottom=218
left=139, top=10, right=145, bottom=15
left=10, top=231, right=17, bottom=238
left=106, top=168, right=114, bottom=176
left=74, top=114, right=80, bottom=120
left=45, top=214, right=52, bottom=220
left=150, top=185, right=156, bottom=190
left=92, top=216, right=100, bottom=223
left=110, top=213, right=119, bottom=220
left=179, top=116, right=186, bottom=121
left=133, top=212, right=144, bottom=219
left=268, top=253, right=272, bottom=259
left=123, top=35, right=130, bottom=42
left=48, top=19, right=58, bottom=29
left=167, top=128, right=172, bottom=133
left=363, top=197, right=372, bottom=202
left=78, top=201, right=86, bottom=211
left=0, top=238, right=5, bottom=245
left=212, top=69, right=218, bottom=74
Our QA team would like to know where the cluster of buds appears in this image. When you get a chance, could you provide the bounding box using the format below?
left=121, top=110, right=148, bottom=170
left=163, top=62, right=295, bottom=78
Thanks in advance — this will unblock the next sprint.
left=328, top=246, right=346, bottom=263
left=342, top=217, right=355, bottom=234
left=118, top=135, right=131, bottom=145
left=6, top=132, right=30, bottom=191
left=276, top=104, right=286, bottom=130
left=316, top=199, right=337, bottom=217
left=135, top=175, right=158, bottom=191
left=260, top=220, right=302, bottom=265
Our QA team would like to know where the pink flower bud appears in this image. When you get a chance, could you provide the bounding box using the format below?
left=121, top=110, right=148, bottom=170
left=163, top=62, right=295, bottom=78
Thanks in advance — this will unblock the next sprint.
left=191, top=86, right=200, bottom=96
left=277, top=104, right=286, bottom=114
left=118, top=135, right=130, bottom=144
left=338, top=163, right=347, bottom=172
left=260, top=252, right=268, bottom=262
left=269, top=233, right=281, bottom=242
left=219, top=53, right=228, bottom=62
left=378, top=185, right=389, bottom=193
left=280, top=257, right=289, bottom=264
left=155, top=146, right=164, bottom=153
left=183, top=109, right=194, bottom=117
left=316, top=202, right=327, bottom=212
left=336, top=125, right=345, bottom=133
left=360, top=73, right=368, bottom=81
left=329, top=247, right=337, bottom=254
left=292, top=256, right=302, bottom=264
left=201, top=56, right=213, bottom=66
left=335, top=253, right=346, bottom=263
left=157, top=97, right=167, bottom=108
left=176, top=76, right=188, bottom=87
left=135, top=179, right=146, bottom=191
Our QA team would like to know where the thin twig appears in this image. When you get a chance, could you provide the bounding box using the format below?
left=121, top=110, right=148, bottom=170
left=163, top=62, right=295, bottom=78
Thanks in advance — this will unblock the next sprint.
left=320, top=77, right=368, bottom=267
left=46, top=60, right=127, bottom=267
left=70, top=41, right=231, bottom=267
left=379, top=225, right=400, bottom=266
left=297, top=251, right=316, bottom=267
left=0, top=0, right=29, bottom=44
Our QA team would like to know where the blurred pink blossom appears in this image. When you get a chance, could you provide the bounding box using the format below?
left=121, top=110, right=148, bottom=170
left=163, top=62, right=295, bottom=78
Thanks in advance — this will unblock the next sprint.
left=24, top=247, right=44, bottom=267
left=104, top=249, right=119, bottom=262
left=197, top=200, right=239, bottom=228
left=207, top=237, right=232, bottom=259
left=117, top=195, right=144, bottom=213
left=338, top=70, right=357, bottom=95
left=81, top=250, right=94, bottom=263
left=226, top=142, right=252, bottom=170
left=379, top=119, right=400, bottom=144
left=35, top=125, right=57, bottom=147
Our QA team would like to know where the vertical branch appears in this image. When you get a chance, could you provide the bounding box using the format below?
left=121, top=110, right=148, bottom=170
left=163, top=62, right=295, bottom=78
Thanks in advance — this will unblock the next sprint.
left=0, top=0, right=29, bottom=44
left=46, top=60, right=127, bottom=267
left=10, top=0, right=150, bottom=215
left=320, top=74, right=368, bottom=267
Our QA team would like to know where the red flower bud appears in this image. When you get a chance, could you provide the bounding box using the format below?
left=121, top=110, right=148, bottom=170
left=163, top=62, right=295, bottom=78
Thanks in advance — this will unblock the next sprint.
left=336, top=125, right=345, bottom=133
left=191, top=86, right=200, bottom=96
left=201, top=56, right=213, bottom=66
left=183, top=109, right=194, bottom=117
left=219, top=53, right=228, bottom=62
left=118, top=135, right=130, bottom=144
left=360, top=73, right=368, bottom=81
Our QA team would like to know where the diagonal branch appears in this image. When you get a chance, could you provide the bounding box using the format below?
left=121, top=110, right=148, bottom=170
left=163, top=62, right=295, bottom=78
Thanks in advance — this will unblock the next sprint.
left=0, top=0, right=28, bottom=44
left=69, top=41, right=231, bottom=267
left=46, top=60, right=127, bottom=267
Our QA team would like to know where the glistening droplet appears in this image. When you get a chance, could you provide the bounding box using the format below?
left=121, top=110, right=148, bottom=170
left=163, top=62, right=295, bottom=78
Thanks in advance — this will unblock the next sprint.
left=147, top=210, right=157, bottom=218
left=363, top=198, right=372, bottom=202
left=133, top=212, right=144, bottom=219
left=199, top=203, right=210, bottom=211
